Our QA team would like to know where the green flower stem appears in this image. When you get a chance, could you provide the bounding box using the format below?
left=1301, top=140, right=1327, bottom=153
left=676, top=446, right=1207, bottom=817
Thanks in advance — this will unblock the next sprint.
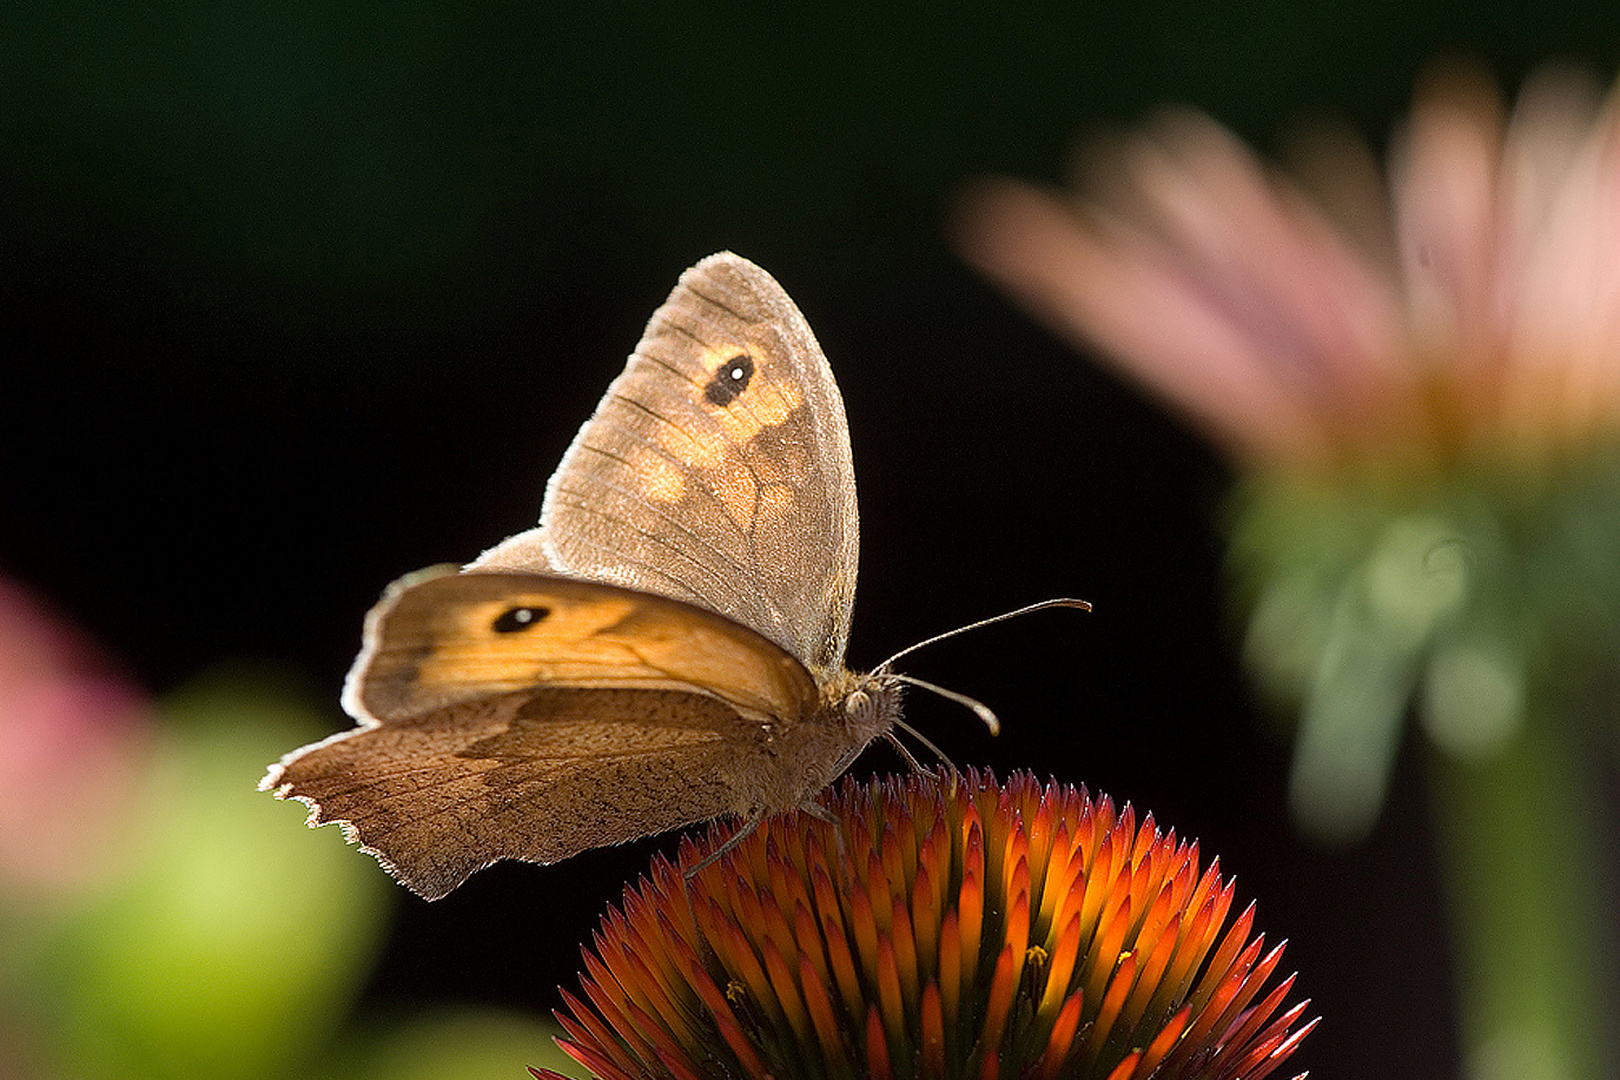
left=1427, top=694, right=1618, bottom=1080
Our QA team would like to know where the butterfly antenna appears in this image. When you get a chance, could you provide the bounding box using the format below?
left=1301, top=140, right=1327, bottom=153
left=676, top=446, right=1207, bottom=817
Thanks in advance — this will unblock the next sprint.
left=888, top=673, right=1003, bottom=735
left=875, top=598, right=1092, bottom=674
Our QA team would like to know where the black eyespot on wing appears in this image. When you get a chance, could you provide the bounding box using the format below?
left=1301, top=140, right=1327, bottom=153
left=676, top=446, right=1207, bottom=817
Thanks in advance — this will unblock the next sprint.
left=703, top=353, right=754, bottom=405
left=493, top=606, right=549, bottom=633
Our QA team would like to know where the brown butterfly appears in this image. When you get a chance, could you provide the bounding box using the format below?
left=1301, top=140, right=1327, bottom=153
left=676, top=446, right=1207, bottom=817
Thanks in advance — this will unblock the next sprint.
left=262, top=252, right=1084, bottom=899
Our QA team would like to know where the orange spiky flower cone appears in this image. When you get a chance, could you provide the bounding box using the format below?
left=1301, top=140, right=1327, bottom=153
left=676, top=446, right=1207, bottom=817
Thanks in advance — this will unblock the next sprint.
left=537, top=771, right=1314, bottom=1080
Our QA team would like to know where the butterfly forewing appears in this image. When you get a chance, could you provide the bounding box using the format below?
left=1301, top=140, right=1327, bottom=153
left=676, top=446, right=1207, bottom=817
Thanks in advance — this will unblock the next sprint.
left=345, top=568, right=819, bottom=725
left=541, top=253, right=859, bottom=676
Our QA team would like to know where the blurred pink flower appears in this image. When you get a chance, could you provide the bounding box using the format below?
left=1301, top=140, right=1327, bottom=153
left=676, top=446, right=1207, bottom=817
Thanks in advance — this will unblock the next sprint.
left=956, top=64, right=1620, bottom=1079
left=0, top=576, right=152, bottom=894
left=955, top=62, right=1620, bottom=469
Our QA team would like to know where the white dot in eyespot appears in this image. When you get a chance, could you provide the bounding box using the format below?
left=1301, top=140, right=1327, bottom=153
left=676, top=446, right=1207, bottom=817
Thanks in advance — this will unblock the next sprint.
left=730, top=366, right=744, bottom=381
left=513, top=609, right=534, bottom=624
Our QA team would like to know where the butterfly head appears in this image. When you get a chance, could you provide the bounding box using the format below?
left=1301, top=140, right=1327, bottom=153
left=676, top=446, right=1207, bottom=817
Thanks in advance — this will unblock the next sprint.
left=837, top=669, right=907, bottom=742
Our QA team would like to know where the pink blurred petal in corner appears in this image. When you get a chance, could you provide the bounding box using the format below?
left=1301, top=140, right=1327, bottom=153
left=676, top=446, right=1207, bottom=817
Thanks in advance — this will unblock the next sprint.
left=1508, top=74, right=1620, bottom=436
left=0, top=576, right=153, bottom=895
left=956, top=61, right=1620, bottom=467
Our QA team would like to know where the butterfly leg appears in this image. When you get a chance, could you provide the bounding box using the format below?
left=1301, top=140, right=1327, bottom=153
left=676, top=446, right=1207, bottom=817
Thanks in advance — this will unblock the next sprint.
left=883, top=731, right=926, bottom=773
left=888, top=718, right=960, bottom=776
left=683, top=813, right=767, bottom=879
left=791, top=798, right=854, bottom=887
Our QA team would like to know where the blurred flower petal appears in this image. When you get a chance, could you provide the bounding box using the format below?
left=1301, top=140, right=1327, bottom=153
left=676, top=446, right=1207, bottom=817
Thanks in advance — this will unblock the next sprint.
left=957, top=113, right=1411, bottom=463
left=958, top=61, right=1620, bottom=465
left=1508, top=79, right=1620, bottom=439
left=959, top=176, right=1337, bottom=460
left=1389, top=63, right=1505, bottom=363
left=0, top=576, right=152, bottom=893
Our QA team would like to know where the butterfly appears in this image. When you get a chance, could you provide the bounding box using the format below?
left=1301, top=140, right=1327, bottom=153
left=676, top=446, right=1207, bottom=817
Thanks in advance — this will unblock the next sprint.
left=262, top=252, right=1084, bottom=899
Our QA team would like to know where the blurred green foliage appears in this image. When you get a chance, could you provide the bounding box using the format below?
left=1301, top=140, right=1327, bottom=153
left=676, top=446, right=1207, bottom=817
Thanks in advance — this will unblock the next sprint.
left=0, top=669, right=567, bottom=1080
left=1229, top=449, right=1620, bottom=840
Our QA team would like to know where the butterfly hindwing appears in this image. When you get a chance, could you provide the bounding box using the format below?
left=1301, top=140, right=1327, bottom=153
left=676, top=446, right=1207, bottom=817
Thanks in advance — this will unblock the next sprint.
left=269, top=687, right=772, bottom=900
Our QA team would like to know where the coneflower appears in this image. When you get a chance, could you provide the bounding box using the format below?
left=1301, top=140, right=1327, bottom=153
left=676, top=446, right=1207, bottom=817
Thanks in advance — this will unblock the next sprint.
left=537, top=771, right=1313, bottom=1080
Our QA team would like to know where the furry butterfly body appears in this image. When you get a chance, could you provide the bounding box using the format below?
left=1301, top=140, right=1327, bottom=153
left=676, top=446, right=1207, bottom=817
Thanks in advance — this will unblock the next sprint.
left=263, top=253, right=905, bottom=899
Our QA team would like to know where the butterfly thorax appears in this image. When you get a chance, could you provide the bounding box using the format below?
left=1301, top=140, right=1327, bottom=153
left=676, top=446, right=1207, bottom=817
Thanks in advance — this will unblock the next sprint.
left=755, top=667, right=903, bottom=810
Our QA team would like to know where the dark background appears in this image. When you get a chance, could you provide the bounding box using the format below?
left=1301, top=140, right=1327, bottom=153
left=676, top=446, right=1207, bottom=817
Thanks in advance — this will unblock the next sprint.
left=5, top=5, right=1617, bottom=1077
